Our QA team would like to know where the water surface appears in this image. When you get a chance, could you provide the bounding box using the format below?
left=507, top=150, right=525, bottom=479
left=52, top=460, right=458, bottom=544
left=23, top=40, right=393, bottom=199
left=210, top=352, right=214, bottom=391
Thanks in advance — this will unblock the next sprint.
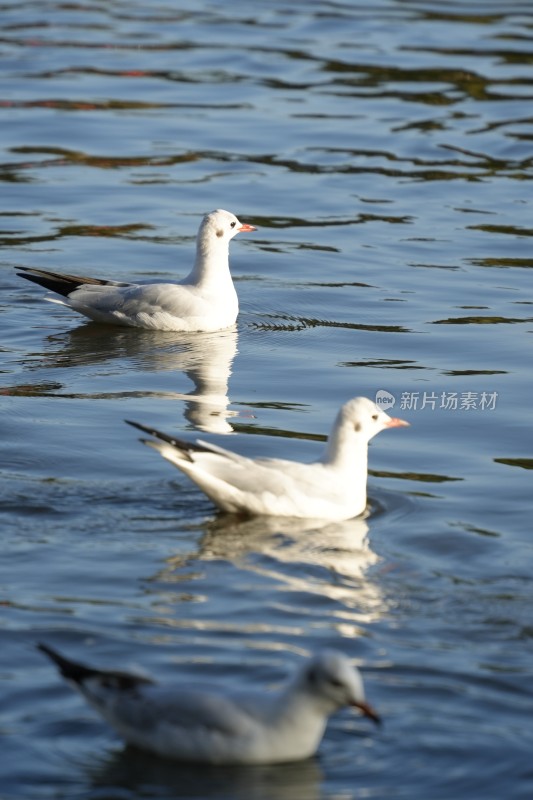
left=1, top=2, right=532, bottom=799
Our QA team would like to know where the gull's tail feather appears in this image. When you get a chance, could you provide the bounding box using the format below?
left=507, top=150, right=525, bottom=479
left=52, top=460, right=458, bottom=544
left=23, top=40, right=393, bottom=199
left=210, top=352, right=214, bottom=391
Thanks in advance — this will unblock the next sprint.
left=37, top=643, right=154, bottom=690
left=16, top=266, right=129, bottom=297
left=125, top=420, right=214, bottom=461
left=37, top=643, right=103, bottom=685
left=16, top=266, right=110, bottom=297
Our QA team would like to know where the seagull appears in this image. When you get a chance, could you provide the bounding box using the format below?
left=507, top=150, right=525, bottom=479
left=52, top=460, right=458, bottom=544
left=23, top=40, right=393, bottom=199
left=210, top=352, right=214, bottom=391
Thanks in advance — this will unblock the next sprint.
left=37, top=643, right=380, bottom=764
left=126, top=396, right=409, bottom=520
left=16, top=209, right=256, bottom=332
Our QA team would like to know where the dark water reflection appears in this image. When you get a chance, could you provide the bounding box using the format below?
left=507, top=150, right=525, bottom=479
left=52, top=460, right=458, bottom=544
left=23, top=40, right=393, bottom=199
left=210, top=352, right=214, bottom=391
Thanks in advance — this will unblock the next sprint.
left=86, top=748, right=324, bottom=800
left=1, top=1, right=533, bottom=799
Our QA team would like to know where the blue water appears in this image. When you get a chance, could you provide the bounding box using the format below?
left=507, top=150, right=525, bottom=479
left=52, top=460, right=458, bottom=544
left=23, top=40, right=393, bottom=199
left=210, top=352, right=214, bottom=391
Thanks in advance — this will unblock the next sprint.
left=1, top=2, right=532, bottom=798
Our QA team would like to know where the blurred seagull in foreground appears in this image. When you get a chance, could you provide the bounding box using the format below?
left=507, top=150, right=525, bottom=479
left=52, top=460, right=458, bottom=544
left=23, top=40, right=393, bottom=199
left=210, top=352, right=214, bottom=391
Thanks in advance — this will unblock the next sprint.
left=126, top=396, right=409, bottom=520
left=37, top=643, right=379, bottom=765
left=16, top=209, right=256, bottom=332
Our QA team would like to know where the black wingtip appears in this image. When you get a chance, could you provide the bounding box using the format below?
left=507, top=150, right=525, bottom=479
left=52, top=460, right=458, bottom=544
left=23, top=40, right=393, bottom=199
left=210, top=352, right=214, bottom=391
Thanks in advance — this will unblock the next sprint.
left=37, top=641, right=64, bottom=661
left=37, top=642, right=155, bottom=690
left=125, top=419, right=207, bottom=461
left=37, top=642, right=90, bottom=684
left=37, top=642, right=56, bottom=659
left=125, top=419, right=186, bottom=448
left=125, top=419, right=152, bottom=435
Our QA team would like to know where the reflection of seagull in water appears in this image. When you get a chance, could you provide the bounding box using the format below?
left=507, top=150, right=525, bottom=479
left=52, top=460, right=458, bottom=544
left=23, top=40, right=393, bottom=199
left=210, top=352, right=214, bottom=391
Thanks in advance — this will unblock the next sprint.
left=202, top=513, right=375, bottom=581
left=176, top=329, right=239, bottom=434
left=86, top=746, right=324, bottom=800
left=38, top=644, right=379, bottom=765
left=160, top=513, right=386, bottom=622
left=23, top=326, right=240, bottom=434
left=17, top=209, right=256, bottom=331
left=127, top=397, right=409, bottom=520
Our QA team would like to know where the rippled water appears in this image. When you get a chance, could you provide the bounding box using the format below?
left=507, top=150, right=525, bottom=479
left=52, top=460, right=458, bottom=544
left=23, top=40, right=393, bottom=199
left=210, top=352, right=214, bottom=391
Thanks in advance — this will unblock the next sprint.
left=1, top=2, right=532, bottom=799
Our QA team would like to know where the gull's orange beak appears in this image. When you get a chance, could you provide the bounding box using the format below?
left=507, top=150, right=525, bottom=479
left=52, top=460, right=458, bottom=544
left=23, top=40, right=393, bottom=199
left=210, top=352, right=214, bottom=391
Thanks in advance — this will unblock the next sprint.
left=352, top=699, right=381, bottom=725
left=385, top=417, right=410, bottom=428
left=238, top=223, right=257, bottom=232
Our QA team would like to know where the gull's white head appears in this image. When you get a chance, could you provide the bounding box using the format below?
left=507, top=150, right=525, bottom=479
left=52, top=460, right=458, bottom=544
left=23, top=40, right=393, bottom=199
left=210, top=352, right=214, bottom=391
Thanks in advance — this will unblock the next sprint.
left=200, top=209, right=257, bottom=244
left=337, top=396, right=409, bottom=443
left=300, top=650, right=380, bottom=723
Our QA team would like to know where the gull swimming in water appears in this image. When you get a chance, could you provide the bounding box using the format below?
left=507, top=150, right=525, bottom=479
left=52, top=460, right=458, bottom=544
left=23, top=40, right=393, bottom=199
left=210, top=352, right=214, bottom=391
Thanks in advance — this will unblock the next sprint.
left=16, top=209, right=256, bottom=331
left=126, top=396, right=409, bottom=520
left=38, top=644, right=380, bottom=765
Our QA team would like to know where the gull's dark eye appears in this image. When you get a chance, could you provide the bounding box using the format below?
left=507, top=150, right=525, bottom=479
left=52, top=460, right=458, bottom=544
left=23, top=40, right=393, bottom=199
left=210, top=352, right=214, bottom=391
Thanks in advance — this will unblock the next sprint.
left=230, top=221, right=236, bottom=228
left=329, top=678, right=344, bottom=688
left=372, top=414, right=379, bottom=421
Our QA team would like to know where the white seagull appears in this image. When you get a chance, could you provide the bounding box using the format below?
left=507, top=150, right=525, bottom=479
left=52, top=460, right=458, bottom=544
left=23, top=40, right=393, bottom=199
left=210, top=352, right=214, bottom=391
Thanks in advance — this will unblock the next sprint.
left=16, top=209, right=256, bottom=332
left=126, top=396, right=409, bottom=520
left=37, top=644, right=380, bottom=764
